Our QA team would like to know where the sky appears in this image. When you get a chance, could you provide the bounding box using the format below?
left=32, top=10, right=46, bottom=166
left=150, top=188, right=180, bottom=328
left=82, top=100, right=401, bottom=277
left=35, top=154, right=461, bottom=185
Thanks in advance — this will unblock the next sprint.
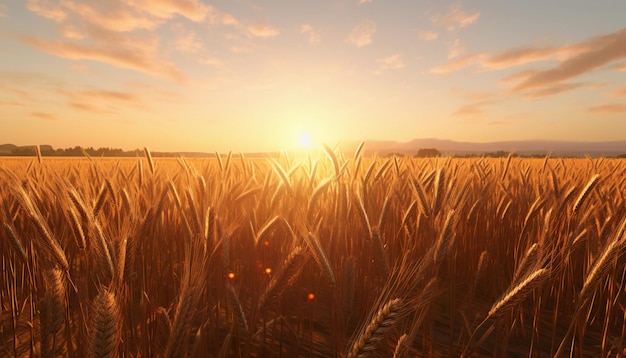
left=1, top=0, right=626, bottom=152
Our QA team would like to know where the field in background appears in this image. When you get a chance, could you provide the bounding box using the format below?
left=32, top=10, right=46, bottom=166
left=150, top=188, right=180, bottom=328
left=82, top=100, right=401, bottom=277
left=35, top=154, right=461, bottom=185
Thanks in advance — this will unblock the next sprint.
left=1, top=149, right=625, bottom=357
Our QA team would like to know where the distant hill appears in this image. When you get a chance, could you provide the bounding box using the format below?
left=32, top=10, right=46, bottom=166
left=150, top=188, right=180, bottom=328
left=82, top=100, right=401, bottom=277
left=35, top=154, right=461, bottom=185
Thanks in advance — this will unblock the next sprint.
left=0, top=144, right=18, bottom=154
left=0, top=144, right=54, bottom=154
left=345, top=139, right=626, bottom=158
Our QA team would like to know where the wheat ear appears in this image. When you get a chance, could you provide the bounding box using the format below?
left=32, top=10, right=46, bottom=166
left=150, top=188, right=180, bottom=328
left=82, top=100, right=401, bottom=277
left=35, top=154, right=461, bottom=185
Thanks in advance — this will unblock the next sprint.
left=305, top=232, right=336, bottom=286
left=258, top=245, right=309, bottom=312
left=226, top=284, right=249, bottom=337
left=347, top=298, right=404, bottom=358
left=488, top=268, right=549, bottom=318
left=371, top=229, right=390, bottom=278
left=40, top=268, right=67, bottom=357
left=3, top=223, right=27, bottom=263
left=90, top=288, right=120, bottom=358
left=143, top=147, right=155, bottom=174
left=433, top=209, right=455, bottom=264
left=512, top=243, right=539, bottom=284
left=579, top=218, right=626, bottom=300
left=572, top=173, right=600, bottom=214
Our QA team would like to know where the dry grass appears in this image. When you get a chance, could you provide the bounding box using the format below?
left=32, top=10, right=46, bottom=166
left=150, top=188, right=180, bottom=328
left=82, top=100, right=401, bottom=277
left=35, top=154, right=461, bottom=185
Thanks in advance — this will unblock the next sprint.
left=0, top=152, right=625, bottom=357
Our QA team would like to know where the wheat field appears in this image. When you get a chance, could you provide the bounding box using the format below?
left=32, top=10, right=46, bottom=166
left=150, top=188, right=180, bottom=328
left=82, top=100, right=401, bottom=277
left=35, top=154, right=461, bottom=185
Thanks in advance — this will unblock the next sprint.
left=1, top=147, right=625, bottom=357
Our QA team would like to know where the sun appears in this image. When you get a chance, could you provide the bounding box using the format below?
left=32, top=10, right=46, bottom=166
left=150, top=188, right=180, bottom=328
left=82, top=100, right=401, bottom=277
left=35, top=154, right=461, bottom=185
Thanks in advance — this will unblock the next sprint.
left=297, top=132, right=312, bottom=148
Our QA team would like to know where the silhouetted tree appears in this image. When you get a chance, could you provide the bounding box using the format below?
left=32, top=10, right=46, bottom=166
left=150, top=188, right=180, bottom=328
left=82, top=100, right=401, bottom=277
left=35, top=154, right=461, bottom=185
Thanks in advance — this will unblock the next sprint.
left=415, top=148, right=441, bottom=157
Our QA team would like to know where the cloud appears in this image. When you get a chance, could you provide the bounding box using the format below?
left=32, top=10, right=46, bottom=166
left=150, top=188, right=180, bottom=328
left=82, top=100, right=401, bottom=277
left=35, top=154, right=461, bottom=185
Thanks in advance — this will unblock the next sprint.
left=70, top=63, right=91, bottom=73
left=432, top=27, right=626, bottom=99
left=448, top=39, right=465, bottom=59
left=31, top=112, right=59, bottom=121
left=588, top=103, right=626, bottom=114
left=27, top=0, right=66, bottom=22
left=130, top=0, right=212, bottom=22
left=221, top=13, right=238, bottom=25
left=198, top=57, right=223, bottom=67
left=610, top=85, right=626, bottom=97
left=450, top=87, right=494, bottom=101
left=300, top=24, right=321, bottom=43
left=174, top=29, right=204, bottom=54
left=0, top=4, right=6, bottom=17
left=60, top=1, right=161, bottom=32
left=0, top=100, right=24, bottom=107
left=483, top=45, right=587, bottom=70
left=431, top=53, right=485, bottom=74
left=377, top=54, right=405, bottom=70
left=248, top=24, right=280, bottom=38
left=21, top=36, right=185, bottom=82
left=418, top=30, right=438, bottom=41
left=346, top=19, right=376, bottom=47
left=68, top=101, right=116, bottom=114
left=359, top=0, right=372, bottom=4
left=431, top=3, right=479, bottom=31
left=452, top=101, right=489, bottom=116
left=79, top=89, right=140, bottom=103
left=523, top=83, right=585, bottom=98
left=65, top=88, right=143, bottom=113
left=431, top=43, right=583, bottom=73
left=508, top=28, right=626, bottom=93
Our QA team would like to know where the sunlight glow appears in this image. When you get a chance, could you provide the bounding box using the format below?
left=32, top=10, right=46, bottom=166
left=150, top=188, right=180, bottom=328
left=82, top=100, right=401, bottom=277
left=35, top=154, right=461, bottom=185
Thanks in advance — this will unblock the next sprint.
left=298, top=133, right=312, bottom=148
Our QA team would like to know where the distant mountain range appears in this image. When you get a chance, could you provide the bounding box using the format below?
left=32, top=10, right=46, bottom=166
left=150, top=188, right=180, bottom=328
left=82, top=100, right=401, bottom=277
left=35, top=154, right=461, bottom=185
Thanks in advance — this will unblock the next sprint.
left=2, top=140, right=626, bottom=157
left=347, top=138, right=626, bottom=157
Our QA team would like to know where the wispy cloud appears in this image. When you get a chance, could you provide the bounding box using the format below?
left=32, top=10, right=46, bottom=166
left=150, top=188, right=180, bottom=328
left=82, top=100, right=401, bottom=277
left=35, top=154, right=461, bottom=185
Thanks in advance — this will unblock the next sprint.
left=346, top=19, right=376, bottom=47
left=377, top=54, right=405, bottom=70
left=300, top=24, right=321, bottom=43
left=60, top=24, right=85, bottom=39
left=221, top=13, right=238, bottom=25
left=79, top=89, right=140, bottom=103
left=0, top=4, right=7, bottom=17
left=359, top=0, right=372, bottom=4
left=452, top=100, right=492, bottom=116
left=448, top=39, right=465, bottom=59
left=588, top=102, right=626, bottom=114
left=432, top=27, right=626, bottom=99
left=508, top=28, right=626, bottom=93
left=65, top=88, right=144, bottom=113
left=431, top=3, right=479, bottom=31
left=22, top=0, right=226, bottom=81
left=248, top=24, right=280, bottom=38
left=173, top=29, right=204, bottom=54
left=450, top=89, right=500, bottom=116
left=418, top=30, right=438, bottom=41
left=523, top=83, right=585, bottom=98
left=431, top=54, right=485, bottom=74
left=131, top=0, right=212, bottom=22
left=31, top=112, right=58, bottom=121
left=68, top=101, right=116, bottom=114
left=0, top=100, right=24, bottom=107
left=483, top=45, right=587, bottom=70
left=60, top=1, right=161, bottom=32
left=610, top=85, right=626, bottom=97
left=27, top=0, right=67, bottom=22
left=21, top=36, right=186, bottom=82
